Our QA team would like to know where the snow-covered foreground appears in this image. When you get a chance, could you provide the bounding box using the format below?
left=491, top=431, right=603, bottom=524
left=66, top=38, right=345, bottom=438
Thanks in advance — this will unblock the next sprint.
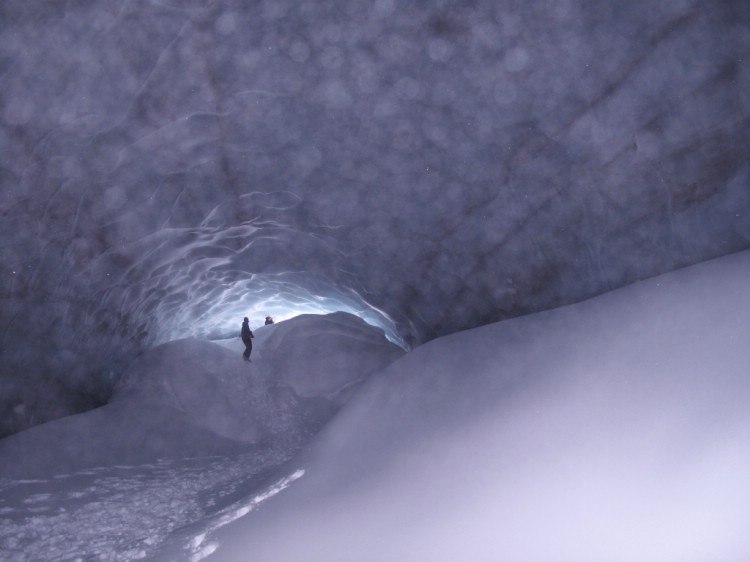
left=202, top=250, right=750, bottom=562
left=0, top=313, right=403, bottom=561
left=2, top=252, right=750, bottom=561
left=0, top=453, right=287, bottom=561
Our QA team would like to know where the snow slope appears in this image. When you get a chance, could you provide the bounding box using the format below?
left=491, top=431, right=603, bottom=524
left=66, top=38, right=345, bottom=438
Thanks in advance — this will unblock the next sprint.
left=203, top=250, right=750, bottom=562
left=0, top=312, right=403, bottom=560
left=3, top=251, right=749, bottom=562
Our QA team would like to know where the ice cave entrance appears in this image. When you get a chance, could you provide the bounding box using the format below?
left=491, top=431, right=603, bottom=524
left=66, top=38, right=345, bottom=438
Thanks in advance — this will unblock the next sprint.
left=149, top=271, right=406, bottom=349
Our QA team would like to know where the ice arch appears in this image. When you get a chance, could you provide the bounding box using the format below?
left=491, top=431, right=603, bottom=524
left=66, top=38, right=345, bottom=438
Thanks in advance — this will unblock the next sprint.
left=1, top=0, right=749, bottom=435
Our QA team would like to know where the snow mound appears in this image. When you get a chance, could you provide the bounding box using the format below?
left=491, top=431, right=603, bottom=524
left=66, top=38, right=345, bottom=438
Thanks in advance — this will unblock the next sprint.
left=211, top=250, right=750, bottom=562
left=0, top=313, right=403, bottom=479
left=254, top=312, right=405, bottom=404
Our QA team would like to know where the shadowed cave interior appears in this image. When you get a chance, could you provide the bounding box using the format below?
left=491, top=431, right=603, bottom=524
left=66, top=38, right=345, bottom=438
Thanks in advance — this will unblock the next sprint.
left=1, top=0, right=749, bottom=437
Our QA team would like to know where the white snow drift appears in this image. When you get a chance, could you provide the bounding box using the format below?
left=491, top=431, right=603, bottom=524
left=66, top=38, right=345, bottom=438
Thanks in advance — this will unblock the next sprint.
left=209, top=250, right=750, bottom=562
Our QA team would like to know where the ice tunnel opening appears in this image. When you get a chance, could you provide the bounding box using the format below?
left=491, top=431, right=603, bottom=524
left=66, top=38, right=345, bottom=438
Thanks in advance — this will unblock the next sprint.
left=1, top=265, right=408, bottom=439
left=65, top=208, right=412, bottom=354
left=151, top=270, right=407, bottom=349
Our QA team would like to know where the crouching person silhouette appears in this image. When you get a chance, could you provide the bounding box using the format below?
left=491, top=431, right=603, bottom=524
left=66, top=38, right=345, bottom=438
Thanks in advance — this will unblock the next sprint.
left=241, top=317, right=254, bottom=361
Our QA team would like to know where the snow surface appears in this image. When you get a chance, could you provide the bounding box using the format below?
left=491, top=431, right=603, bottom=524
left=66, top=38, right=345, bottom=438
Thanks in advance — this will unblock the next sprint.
left=205, top=250, right=750, bottom=562
left=0, top=313, right=403, bottom=561
left=2, top=251, right=750, bottom=561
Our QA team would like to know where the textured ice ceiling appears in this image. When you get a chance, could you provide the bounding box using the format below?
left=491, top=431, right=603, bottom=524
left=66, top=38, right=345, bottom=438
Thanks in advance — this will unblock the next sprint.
left=1, top=0, right=749, bottom=436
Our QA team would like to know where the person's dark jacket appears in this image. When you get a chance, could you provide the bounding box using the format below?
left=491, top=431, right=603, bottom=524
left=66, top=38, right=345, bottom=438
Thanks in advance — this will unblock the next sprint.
left=241, top=322, right=253, bottom=342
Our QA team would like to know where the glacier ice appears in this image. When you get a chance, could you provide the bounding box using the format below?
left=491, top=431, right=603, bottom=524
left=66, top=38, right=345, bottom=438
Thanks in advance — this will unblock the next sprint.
left=1, top=0, right=749, bottom=436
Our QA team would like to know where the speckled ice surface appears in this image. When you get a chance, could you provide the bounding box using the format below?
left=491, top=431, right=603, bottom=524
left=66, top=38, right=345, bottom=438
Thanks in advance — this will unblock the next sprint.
left=2, top=0, right=749, bottom=437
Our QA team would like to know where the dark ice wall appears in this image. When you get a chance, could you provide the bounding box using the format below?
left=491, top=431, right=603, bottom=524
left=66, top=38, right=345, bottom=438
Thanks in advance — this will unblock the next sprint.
left=1, top=0, right=749, bottom=436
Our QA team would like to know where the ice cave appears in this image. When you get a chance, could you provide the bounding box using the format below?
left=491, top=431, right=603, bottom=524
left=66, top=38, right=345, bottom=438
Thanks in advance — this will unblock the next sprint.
left=1, top=0, right=749, bottom=560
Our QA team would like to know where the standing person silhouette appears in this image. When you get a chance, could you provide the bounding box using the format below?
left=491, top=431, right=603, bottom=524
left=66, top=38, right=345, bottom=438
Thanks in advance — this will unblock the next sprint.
left=241, top=317, right=254, bottom=361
